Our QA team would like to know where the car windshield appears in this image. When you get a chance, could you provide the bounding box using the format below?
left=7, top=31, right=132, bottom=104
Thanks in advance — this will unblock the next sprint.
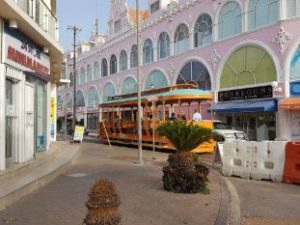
left=213, top=122, right=232, bottom=129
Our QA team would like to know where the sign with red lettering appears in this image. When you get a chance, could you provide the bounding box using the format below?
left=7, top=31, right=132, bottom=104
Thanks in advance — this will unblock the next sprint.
left=2, top=24, right=50, bottom=75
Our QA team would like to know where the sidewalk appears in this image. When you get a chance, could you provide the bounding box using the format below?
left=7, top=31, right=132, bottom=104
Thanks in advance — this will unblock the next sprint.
left=230, top=177, right=300, bottom=225
left=0, top=141, right=80, bottom=210
left=0, top=142, right=226, bottom=225
left=3, top=140, right=299, bottom=225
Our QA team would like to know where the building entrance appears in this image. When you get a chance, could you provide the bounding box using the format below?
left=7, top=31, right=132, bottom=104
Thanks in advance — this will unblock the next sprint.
left=5, top=79, right=15, bottom=164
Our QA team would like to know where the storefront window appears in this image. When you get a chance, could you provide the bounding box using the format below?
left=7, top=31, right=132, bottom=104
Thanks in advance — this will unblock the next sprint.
left=87, top=113, right=99, bottom=130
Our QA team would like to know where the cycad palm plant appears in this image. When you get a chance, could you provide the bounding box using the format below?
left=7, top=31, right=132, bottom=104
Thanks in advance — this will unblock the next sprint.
left=158, top=121, right=211, bottom=193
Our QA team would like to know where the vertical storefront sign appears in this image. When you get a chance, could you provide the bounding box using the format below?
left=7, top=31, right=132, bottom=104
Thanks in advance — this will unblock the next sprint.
left=50, top=97, right=56, bottom=141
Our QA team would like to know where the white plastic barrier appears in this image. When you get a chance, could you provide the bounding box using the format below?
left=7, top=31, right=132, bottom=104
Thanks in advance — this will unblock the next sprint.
left=222, top=140, right=252, bottom=178
left=251, top=141, right=287, bottom=182
left=222, top=140, right=287, bottom=182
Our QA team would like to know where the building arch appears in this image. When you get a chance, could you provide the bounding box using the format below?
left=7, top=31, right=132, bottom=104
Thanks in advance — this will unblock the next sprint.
left=87, top=64, right=93, bottom=82
left=174, top=23, right=190, bottom=55
left=102, top=81, right=117, bottom=102
left=76, top=89, right=86, bottom=107
left=121, top=76, right=138, bottom=94
left=80, top=67, right=86, bottom=84
left=143, top=38, right=154, bottom=64
left=247, top=0, right=279, bottom=31
left=193, top=13, right=213, bottom=48
left=93, top=61, right=100, bottom=80
left=130, top=44, right=138, bottom=68
left=285, top=36, right=300, bottom=84
left=65, top=93, right=73, bottom=108
left=218, top=44, right=278, bottom=89
left=157, top=32, right=170, bottom=59
left=110, top=54, right=117, bottom=74
left=176, top=59, right=212, bottom=90
left=217, top=1, right=242, bottom=40
left=87, top=86, right=100, bottom=107
left=101, top=58, right=108, bottom=77
left=216, top=41, right=281, bottom=90
left=144, top=70, right=169, bottom=90
left=119, top=50, right=128, bottom=71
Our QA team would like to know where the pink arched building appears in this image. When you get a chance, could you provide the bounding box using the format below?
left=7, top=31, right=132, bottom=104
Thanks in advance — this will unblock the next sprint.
left=57, top=0, right=300, bottom=141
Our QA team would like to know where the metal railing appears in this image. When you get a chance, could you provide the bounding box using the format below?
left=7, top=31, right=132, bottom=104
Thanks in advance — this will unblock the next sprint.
left=14, top=0, right=58, bottom=41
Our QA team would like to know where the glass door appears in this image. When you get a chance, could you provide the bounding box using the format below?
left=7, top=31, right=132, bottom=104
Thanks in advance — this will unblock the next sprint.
left=35, top=80, right=47, bottom=152
left=5, top=79, right=14, bottom=163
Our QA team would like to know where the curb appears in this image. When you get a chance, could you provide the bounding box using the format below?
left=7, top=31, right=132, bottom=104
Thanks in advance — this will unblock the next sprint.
left=223, top=176, right=241, bottom=225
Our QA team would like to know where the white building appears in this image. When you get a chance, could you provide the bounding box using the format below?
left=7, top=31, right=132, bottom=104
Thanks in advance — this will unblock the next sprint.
left=0, top=0, right=64, bottom=170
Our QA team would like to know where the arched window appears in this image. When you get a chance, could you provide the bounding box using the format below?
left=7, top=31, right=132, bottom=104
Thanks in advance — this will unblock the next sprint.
left=177, top=60, right=211, bottom=90
left=93, top=61, right=100, bottom=80
left=69, top=73, right=73, bottom=87
left=145, top=70, right=168, bottom=90
left=158, top=32, right=170, bottom=59
left=66, top=93, right=73, bottom=108
left=87, top=64, right=93, bottom=82
left=75, top=70, right=79, bottom=85
left=143, top=39, right=153, bottom=64
left=57, top=96, right=63, bottom=111
left=110, top=54, right=117, bottom=74
left=119, top=50, right=128, bottom=71
left=220, top=46, right=276, bottom=89
left=101, top=58, right=108, bottom=77
left=76, top=90, right=85, bottom=107
left=290, top=45, right=300, bottom=80
left=218, top=2, right=242, bottom=40
left=194, top=14, right=212, bottom=47
left=122, top=77, right=137, bottom=94
left=287, top=0, right=300, bottom=18
left=103, top=82, right=116, bottom=102
left=130, top=45, right=138, bottom=68
left=248, top=0, right=278, bottom=30
left=174, top=24, right=190, bottom=55
left=80, top=67, right=86, bottom=84
left=87, top=87, right=99, bottom=107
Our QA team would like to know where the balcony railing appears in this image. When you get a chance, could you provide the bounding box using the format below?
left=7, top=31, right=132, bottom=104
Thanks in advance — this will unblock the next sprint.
left=14, top=0, right=58, bottom=41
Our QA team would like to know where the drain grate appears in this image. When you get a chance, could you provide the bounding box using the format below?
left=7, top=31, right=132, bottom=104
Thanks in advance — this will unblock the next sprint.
left=65, top=173, right=89, bottom=178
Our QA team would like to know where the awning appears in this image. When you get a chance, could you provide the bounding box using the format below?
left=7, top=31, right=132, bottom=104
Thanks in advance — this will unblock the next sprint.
left=24, top=71, right=51, bottom=82
left=209, top=99, right=277, bottom=113
left=280, top=98, right=300, bottom=110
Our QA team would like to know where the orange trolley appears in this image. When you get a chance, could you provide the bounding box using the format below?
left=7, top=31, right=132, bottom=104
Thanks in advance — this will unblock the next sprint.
left=99, top=84, right=215, bottom=153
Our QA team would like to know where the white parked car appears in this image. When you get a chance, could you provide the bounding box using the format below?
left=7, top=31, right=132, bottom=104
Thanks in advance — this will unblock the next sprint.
left=213, top=120, right=247, bottom=142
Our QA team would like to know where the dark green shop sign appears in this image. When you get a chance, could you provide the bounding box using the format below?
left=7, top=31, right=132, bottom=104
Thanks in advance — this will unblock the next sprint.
left=218, top=85, right=273, bottom=102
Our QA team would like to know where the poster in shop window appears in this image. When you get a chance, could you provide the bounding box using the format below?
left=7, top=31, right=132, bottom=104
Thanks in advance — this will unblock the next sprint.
left=50, top=98, right=56, bottom=141
left=291, top=112, right=300, bottom=140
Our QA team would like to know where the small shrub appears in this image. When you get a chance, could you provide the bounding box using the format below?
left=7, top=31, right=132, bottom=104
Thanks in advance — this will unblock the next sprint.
left=162, top=152, right=210, bottom=194
left=83, top=180, right=121, bottom=225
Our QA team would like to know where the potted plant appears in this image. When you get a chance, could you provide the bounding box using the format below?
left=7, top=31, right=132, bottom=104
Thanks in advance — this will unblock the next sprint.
left=157, top=121, right=212, bottom=193
left=83, top=179, right=121, bottom=225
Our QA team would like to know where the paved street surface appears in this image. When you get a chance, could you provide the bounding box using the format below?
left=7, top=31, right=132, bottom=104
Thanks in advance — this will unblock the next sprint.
left=230, top=177, right=300, bottom=225
left=0, top=142, right=222, bottom=225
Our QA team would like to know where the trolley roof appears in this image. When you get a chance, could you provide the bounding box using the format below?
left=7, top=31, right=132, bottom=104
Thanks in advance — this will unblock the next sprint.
left=99, top=84, right=212, bottom=107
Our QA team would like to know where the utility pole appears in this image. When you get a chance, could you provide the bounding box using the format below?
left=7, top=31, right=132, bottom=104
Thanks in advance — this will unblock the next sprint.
left=95, top=19, right=99, bottom=35
left=136, top=0, right=143, bottom=164
left=67, top=26, right=81, bottom=134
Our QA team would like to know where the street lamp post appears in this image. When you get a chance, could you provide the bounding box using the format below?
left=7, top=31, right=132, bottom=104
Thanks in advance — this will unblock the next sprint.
left=136, top=0, right=143, bottom=164
left=67, top=26, right=81, bottom=134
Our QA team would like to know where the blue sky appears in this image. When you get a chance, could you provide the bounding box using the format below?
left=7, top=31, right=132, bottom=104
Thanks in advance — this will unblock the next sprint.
left=57, top=0, right=148, bottom=51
